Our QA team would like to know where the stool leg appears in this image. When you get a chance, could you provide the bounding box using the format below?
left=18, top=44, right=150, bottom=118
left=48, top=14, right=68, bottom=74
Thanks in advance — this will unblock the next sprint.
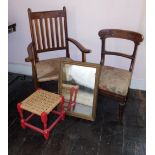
left=41, top=112, right=48, bottom=129
left=61, top=96, right=65, bottom=120
left=17, top=103, right=26, bottom=129
left=41, top=112, right=49, bottom=139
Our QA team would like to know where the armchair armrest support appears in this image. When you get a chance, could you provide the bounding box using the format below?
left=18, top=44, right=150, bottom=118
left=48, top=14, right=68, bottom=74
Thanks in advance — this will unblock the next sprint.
left=25, top=42, right=34, bottom=62
left=25, top=42, right=38, bottom=86
left=68, top=37, right=91, bottom=62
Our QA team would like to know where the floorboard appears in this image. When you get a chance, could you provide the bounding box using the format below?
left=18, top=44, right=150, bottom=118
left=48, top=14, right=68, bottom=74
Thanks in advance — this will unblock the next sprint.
left=8, top=73, right=146, bottom=155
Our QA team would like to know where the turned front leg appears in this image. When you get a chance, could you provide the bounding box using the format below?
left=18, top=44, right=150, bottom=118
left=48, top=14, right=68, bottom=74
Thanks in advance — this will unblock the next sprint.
left=17, top=103, right=26, bottom=128
left=41, top=112, right=48, bottom=129
left=41, top=112, right=49, bottom=139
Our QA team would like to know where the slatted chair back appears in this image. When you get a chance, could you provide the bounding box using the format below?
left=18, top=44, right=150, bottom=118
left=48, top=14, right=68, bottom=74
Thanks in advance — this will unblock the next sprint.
left=26, top=7, right=91, bottom=89
left=28, top=7, right=70, bottom=58
left=98, top=29, right=143, bottom=72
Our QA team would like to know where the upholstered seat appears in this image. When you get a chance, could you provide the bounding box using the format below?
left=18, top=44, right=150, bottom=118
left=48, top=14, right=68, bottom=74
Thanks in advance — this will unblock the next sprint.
left=36, top=57, right=72, bottom=82
left=99, top=66, right=132, bottom=96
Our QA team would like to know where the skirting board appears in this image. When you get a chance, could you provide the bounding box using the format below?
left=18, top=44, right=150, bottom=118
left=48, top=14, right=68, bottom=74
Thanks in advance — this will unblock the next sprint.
left=8, top=63, right=146, bottom=90
left=8, top=63, right=32, bottom=76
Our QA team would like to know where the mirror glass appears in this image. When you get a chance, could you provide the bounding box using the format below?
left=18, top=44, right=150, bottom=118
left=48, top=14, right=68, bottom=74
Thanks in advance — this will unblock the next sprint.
left=59, top=61, right=100, bottom=121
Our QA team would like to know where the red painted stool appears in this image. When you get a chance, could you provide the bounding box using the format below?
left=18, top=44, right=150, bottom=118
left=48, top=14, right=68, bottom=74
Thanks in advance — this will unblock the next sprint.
left=17, top=89, right=65, bottom=140
left=62, top=84, right=79, bottom=111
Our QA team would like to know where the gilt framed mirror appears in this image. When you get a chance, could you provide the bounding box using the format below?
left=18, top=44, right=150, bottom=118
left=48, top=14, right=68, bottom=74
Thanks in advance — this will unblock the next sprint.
left=59, top=61, right=100, bottom=121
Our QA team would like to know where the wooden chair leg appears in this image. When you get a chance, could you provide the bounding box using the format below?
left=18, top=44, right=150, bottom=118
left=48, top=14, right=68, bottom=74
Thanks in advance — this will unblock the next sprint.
left=119, top=104, right=125, bottom=123
left=34, top=79, right=39, bottom=90
left=32, top=66, right=39, bottom=90
left=32, top=72, right=39, bottom=90
left=119, top=96, right=127, bottom=123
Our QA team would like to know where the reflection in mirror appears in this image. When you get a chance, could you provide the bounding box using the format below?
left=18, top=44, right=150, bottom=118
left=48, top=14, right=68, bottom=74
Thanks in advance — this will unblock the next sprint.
left=59, top=61, right=100, bottom=121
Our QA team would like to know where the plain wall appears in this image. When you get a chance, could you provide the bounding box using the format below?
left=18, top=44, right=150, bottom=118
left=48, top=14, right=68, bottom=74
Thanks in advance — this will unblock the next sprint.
left=8, top=0, right=146, bottom=90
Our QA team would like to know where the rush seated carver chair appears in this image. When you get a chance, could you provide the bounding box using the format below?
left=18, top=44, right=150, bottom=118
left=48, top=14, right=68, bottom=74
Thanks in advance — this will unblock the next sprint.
left=25, top=7, right=91, bottom=89
left=98, top=29, right=143, bottom=122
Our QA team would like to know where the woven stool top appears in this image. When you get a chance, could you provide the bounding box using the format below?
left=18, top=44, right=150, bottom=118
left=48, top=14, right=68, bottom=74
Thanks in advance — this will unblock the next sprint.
left=21, top=89, right=61, bottom=116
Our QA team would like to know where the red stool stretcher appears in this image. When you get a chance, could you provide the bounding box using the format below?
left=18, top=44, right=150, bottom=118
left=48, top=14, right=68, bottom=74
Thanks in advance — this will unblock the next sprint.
left=17, top=89, right=65, bottom=140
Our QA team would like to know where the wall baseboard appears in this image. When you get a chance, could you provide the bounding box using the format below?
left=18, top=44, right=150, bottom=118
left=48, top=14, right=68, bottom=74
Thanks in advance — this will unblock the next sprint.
left=130, top=78, right=146, bottom=91
left=8, top=63, right=146, bottom=90
left=8, top=63, right=32, bottom=76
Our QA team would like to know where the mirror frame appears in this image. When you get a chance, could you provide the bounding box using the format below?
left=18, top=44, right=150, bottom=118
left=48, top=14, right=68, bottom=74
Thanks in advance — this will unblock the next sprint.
left=59, top=60, right=100, bottom=121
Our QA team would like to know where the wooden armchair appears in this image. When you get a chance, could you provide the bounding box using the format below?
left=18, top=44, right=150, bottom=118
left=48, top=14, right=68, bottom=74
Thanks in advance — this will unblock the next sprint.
left=25, top=7, right=91, bottom=89
left=98, top=29, right=143, bottom=122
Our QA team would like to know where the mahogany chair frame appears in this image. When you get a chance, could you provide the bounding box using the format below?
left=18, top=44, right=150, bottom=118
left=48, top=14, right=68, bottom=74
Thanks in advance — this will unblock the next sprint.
left=25, top=7, right=91, bottom=89
left=98, top=29, right=143, bottom=122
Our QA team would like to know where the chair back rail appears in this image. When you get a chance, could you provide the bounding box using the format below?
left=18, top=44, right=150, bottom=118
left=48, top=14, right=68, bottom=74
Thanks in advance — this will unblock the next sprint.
left=98, top=29, right=143, bottom=72
left=28, top=7, right=69, bottom=57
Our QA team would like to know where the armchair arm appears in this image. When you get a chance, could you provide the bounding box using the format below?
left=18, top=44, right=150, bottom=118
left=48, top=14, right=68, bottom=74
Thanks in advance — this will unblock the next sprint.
left=68, top=38, right=91, bottom=53
left=25, top=42, right=34, bottom=62
left=68, top=37, right=91, bottom=62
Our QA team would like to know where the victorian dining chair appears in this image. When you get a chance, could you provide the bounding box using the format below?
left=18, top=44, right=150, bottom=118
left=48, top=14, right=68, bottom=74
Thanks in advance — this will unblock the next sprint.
left=98, top=29, right=143, bottom=122
left=25, top=7, right=91, bottom=89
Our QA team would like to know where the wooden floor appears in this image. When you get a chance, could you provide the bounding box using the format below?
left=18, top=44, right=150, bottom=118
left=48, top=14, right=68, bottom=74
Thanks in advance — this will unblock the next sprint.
left=8, top=73, right=146, bottom=155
